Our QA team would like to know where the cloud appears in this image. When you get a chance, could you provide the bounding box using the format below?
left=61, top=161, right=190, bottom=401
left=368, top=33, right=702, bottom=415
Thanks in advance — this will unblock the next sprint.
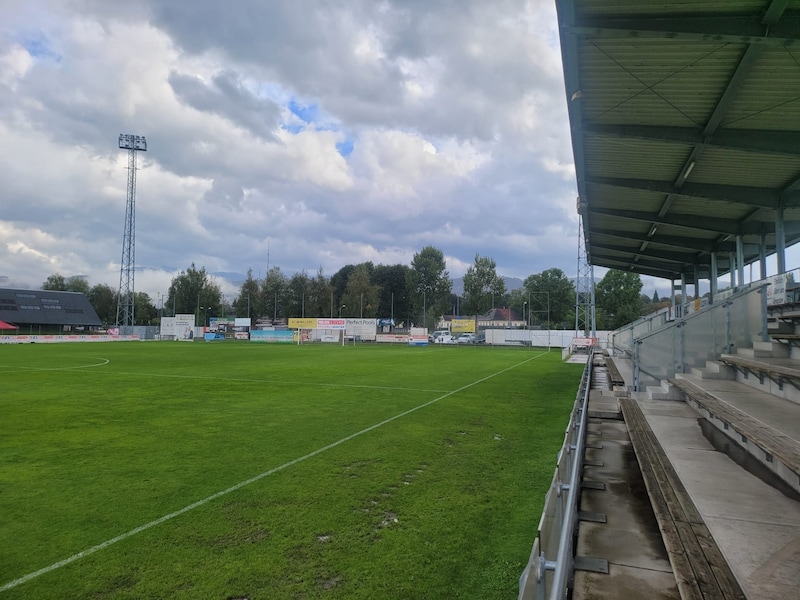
left=0, top=0, right=582, bottom=302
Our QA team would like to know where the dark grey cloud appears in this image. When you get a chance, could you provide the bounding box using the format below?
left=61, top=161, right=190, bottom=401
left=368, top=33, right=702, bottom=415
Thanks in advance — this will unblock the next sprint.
left=168, top=70, right=280, bottom=141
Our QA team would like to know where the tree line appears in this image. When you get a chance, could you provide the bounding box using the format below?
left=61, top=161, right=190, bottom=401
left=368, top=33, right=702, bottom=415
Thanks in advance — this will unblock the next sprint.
left=41, top=246, right=651, bottom=330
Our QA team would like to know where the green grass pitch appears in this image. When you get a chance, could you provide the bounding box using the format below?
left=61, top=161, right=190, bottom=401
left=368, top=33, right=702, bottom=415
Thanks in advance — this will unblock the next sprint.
left=0, top=341, right=583, bottom=599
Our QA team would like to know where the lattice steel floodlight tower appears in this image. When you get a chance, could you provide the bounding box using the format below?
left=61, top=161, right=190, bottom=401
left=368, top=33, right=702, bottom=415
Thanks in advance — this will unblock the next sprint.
left=575, top=200, right=596, bottom=337
left=115, top=134, right=147, bottom=328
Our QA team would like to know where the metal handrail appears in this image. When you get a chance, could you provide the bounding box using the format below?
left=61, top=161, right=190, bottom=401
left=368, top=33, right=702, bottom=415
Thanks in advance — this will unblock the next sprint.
left=519, top=350, right=593, bottom=600
left=632, top=284, right=767, bottom=390
left=547, top=351, right=592, bottom=599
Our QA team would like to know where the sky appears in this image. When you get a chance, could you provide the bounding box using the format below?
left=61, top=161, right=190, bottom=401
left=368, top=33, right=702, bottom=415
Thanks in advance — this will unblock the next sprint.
left=0, top=0, right=596, bottom=304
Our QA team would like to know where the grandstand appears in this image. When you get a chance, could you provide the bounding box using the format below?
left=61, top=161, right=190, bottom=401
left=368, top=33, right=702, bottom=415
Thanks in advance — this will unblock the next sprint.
left=0, top=288, right=102, bottom=335
left=520, top=2, right=800, bottom=599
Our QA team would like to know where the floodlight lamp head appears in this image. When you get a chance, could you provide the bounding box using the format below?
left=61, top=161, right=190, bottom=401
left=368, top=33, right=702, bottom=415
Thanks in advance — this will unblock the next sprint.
left=119, top=133, right=147, bottom=151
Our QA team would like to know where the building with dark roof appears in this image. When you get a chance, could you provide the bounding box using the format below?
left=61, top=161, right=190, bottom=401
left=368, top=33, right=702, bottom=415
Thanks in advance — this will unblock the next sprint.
left=0, top=288, right=102, bottom=333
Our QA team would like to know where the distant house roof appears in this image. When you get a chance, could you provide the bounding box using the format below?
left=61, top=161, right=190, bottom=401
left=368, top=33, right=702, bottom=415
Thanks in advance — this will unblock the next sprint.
left=0, top=288, right=102, bottom=327
left=480, top=308, right=520, bottom=322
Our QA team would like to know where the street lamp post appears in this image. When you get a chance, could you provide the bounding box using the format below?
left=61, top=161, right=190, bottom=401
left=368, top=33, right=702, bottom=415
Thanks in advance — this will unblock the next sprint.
left=523, top=301, right=527, bottom=329
left=339, top=304, right=346, bottom=346
left=423, top=290, right=426, bottom=330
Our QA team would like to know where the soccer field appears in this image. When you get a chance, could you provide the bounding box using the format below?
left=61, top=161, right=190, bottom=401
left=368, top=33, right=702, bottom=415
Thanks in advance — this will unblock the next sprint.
left=0, top=342, right=583, bottom=599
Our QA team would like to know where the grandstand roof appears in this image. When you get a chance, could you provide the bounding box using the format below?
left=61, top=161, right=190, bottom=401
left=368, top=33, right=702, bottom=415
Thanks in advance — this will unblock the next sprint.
left=556, top=0, right=800, bottom=283
left=0, top=288, right=102, bottom=327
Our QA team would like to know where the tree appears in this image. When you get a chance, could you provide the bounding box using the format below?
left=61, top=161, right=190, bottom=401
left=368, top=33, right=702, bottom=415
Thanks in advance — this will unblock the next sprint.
left=286, top=271, right=311, bottom=318
left=652, top=290, right=660, bottom=303
left=407, top=246, right=452, bottom=329
left=523, top=268, right=576, bottom=328
left=306, top=267, right=334, bottom=318
left=88, top=283, right=117, bottom=326
left=232, top=269, right=260, bottom=320
left=165, top=263, right=222, bottom=321
left=342, top=264, right=380, bottom=318
left=462, top=254, right=505, bottom=317
left=595, top=270, right=643, bottom=330
left=261, top=266, right=288, bottom=322
left=42, top=273, right=90, bottom=294
left=42, top=273, right=67, bottom=291
left=330, top=264, right=357, bottom=309
left=134, top=292, right=157, bottom=325
left=372, top=264, right=410, bottom=322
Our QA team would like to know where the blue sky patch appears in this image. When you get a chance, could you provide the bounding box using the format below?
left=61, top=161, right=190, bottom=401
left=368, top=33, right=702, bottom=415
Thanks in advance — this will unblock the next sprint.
left=336, top=137, right=354, bottom=157
left=22, top=31, right=61, bottom=62
left=281, top=123, right=305, bottom=134
left=288, top=99, right=318, bottom=123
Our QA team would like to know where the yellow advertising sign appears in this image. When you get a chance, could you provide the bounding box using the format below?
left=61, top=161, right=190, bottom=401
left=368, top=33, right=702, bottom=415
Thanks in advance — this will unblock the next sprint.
left=450, top=319, right=475, bottom=333
left=288, top=318, right=318, bottom=329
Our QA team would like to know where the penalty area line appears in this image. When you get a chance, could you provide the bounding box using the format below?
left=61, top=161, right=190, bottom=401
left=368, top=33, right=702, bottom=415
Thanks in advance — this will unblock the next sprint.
left=0, top=350, right=548, bottom=593
left=0, top=358, right=110, bottom=372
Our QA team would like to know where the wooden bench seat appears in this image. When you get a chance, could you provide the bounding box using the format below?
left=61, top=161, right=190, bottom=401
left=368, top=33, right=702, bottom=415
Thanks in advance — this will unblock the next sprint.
left=603, top=357, right=625, bottom=387
left=669, top=378, right=800, bottom=477
left=719, top=353, right=800, bottom=382
left=620, top=397, right=746, bottom=600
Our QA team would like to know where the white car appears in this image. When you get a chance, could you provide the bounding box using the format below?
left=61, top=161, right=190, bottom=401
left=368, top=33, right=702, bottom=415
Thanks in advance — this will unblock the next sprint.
left=456, top=333, right=476, bottom=344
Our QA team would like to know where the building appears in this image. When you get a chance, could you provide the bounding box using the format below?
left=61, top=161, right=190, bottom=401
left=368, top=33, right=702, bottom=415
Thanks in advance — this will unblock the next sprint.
left=0, top=288, right=102, bottom=334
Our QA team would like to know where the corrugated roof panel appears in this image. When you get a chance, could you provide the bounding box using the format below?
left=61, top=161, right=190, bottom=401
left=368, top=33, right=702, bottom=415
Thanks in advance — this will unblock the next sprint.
left=586, top=183, right=665, bottom=213
left=560, top=0, right=800, bottom=280
left=577, top=0, right=770, bottom=17
left=666, top=196, right=754, bottom=220
left=688, top=146, right=800, bottom=189
left=583, top=137, right=689, bottom=180
left=722, top=46, right=800, bottom=131
left=579, top=40, right=741, bottom=126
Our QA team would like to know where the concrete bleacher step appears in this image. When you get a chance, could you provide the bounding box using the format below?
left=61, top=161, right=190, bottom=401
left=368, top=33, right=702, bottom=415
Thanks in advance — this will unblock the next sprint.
left=718, top=353, right=800, bottom=406
left=620, top=397, right=747, bottom=600
left=767, top=319, right=795, bottom=335
left=668, top=375, right=800, bottom=498
left=690, top=360, right=735, bottom=380
left=735, top=340, right=789, bottom=359
left=645, top=380, right=685, bottom=400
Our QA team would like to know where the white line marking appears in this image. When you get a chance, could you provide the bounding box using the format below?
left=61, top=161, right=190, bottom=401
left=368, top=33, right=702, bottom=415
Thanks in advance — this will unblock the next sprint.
left=0, top=350, right=549, bottom=593
left=0, top=358, right=110, bottom=372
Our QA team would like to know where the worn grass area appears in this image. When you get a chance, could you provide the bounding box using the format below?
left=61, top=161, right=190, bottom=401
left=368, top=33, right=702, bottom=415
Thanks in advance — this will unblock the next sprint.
left=0, top=342, right=583, bottom=599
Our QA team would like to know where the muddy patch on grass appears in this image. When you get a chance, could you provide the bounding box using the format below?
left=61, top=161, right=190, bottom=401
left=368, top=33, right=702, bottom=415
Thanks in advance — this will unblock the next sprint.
left=377, top=512, right=399, bottom=529
left=213, top=527, right=270, bottom=547
left=317, top=575, right=344, bottom=590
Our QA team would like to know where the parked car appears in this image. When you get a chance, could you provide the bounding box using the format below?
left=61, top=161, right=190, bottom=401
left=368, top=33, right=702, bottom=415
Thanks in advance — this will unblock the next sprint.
left=456, top=333, right=476, bottom=344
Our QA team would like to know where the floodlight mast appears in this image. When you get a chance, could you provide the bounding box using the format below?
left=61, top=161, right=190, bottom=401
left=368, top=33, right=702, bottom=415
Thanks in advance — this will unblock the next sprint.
left=575, top=211, right=596, bottom=338
left=115, top=134, right=147, bottom=329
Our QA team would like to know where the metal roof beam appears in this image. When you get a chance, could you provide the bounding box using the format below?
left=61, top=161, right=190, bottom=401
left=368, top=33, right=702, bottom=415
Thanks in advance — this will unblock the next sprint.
left=590, top=252, right=685, bottom=277
left=589, top=207, right=741, bottom=235
left=583, top=125, right=800, bottom=157
left=593, top=228, right=736, bottom=253
left=567, top=13, right=800, bottom=47
left=592, top=242, right=703, bottom=265
left=764, top=0, right=790, bottom=25
left=588, top=176, right=782, bottom=208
